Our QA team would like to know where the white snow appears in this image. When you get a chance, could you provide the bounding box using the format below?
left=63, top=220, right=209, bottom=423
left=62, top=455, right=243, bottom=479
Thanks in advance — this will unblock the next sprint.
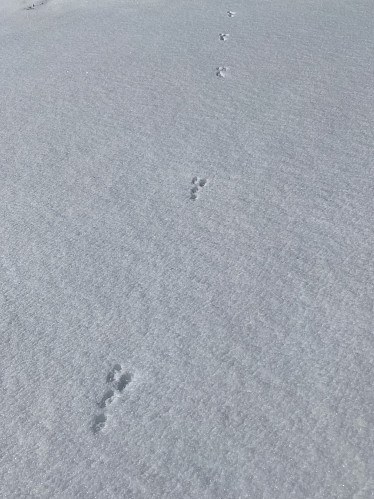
left=1, top=0, right=373, bottom=497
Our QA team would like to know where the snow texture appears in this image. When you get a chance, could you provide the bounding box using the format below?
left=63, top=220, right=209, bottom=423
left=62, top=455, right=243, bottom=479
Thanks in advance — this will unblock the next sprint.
left=0, top=0, right=373, bottom=497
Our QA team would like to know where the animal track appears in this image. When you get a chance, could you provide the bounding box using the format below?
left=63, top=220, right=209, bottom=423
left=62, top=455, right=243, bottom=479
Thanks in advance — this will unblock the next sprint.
left=92, top=364, right=132, bottom=434
left=98, top=389, right=115, bottom=409
left=190, top=176, right=208, bottom=201
left=25, top=1, right=46, bottom=9
left=106, top=363, right=122, bottom=384
left=117, top=372, right=132, bottom=392
left=217, top=11, right=235, bottom=78
left=216, top=66, right=229, bottom=78
left=92, top=413, right=107, bottom=434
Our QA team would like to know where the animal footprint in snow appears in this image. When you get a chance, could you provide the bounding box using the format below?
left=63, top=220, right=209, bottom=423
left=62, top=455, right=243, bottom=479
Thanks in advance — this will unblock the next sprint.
left=227, top=11, right=236, bottom=18
left=190, top=185, right=198, bottom=200
left=92, top=413, right=107, bottom=434
left=216, top=66, right=229, bottom=78
left=98, top=389, right=115, bottom=409
left=106, top=363, right=122, bottom=384
left=117, top=372, right=132, bottom=392
left=219, top=33, right=229, bottom=41
left=25, top=1, right=46, bottom=9
left=190, top=176, right=208, bottom=201
left=92, top=364, right=132, bottom=434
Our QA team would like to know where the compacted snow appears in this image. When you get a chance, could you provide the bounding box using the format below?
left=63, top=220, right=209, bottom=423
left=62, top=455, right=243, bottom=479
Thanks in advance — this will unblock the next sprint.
left=1, top=0, right=373, bottom=497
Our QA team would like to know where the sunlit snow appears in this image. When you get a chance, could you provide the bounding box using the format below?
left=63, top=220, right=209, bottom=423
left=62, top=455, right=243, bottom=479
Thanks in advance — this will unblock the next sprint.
left=1, top=0, right=373, bottom=496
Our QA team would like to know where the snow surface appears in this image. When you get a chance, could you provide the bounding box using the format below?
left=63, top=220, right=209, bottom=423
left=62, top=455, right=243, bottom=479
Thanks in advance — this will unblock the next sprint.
left=1, top=0, right=373, bottom=497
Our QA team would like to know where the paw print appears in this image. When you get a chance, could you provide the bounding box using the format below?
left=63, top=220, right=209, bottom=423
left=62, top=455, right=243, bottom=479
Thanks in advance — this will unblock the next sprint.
left=190, top=176, right=208, bottom=201
left=92, top=364, right=132, bottom=434
left=216, top=66, right=229, bottom=78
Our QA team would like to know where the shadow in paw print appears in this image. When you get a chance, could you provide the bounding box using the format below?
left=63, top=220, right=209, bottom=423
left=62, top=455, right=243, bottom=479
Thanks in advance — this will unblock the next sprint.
left=117, top=372, right=132, bottom=392
left=92, top=413, right=107, bottom=434
left=98, top=389, right=115, bottom=409
left=216, top=67, right=228, bottom=78
left=106, top=364, right=122, bottom=383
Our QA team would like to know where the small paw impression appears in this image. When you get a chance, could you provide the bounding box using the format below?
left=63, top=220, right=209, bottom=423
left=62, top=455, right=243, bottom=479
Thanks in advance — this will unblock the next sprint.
left=25, top=1, right=46, bottom=10
left=190, top=176, right=208, bottom=200
left=216, top=66, right=229, bottom=78
left=92, top=364, right=133, bottom=434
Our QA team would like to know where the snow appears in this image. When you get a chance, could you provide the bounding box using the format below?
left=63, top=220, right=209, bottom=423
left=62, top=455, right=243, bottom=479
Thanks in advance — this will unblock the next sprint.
left=0, top=0, right=373, bottom=497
